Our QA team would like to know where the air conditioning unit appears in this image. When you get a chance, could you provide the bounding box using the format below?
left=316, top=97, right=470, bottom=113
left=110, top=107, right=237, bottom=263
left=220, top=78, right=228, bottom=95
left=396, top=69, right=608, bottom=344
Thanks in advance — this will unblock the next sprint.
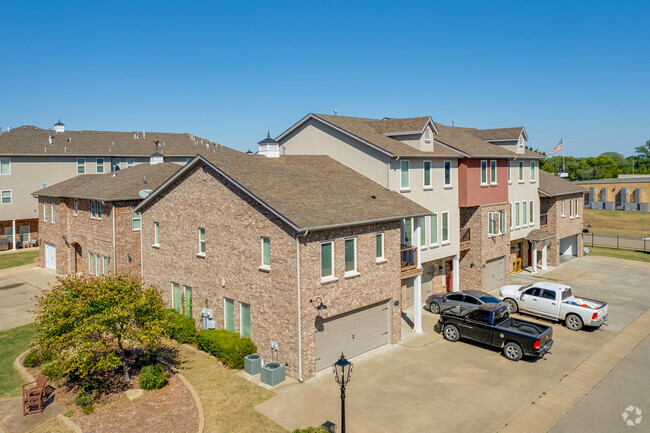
left=244, top=354, right=262, bottom=375
left=260, top=362, right=285, bottom=386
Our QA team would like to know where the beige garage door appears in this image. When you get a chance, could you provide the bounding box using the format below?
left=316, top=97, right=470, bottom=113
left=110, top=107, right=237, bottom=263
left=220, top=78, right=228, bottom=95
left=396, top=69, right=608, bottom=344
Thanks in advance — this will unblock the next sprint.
left=485, top=256, right=505, bottom=292
left=315, top=301, right=390, bottom=372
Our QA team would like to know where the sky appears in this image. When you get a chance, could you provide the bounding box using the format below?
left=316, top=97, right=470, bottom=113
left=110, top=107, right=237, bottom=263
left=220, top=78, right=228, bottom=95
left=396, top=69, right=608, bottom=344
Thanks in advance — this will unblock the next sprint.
left=1, top=0, right=649, bottom=157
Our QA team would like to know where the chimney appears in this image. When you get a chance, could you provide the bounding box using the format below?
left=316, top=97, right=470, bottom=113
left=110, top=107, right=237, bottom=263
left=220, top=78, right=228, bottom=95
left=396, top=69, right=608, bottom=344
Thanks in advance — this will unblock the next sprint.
left=258, top=131, right=280, bottom=158
left=54, top=119, right=65, bottom=133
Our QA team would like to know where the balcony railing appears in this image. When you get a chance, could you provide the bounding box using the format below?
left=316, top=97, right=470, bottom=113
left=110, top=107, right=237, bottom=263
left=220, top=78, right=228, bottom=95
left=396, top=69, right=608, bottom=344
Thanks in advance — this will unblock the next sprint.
left=400, top=244, right=418, bottom=275
left=540, top=213, right=548, bottom=230
left=459, top=227, right=471, bottom=251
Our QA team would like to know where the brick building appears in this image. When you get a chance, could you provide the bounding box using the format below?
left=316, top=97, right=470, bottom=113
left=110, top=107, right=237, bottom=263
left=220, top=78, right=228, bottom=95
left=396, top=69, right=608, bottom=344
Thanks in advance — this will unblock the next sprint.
left=135, top=153, right=429, bottom=380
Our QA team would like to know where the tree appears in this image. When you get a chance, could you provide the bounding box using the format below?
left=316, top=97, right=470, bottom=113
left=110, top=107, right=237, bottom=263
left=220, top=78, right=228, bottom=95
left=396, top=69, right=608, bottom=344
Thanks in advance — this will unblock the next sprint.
left=33, top=275, right=166, bottom=382
left=635, top=139, right=650, bottom=160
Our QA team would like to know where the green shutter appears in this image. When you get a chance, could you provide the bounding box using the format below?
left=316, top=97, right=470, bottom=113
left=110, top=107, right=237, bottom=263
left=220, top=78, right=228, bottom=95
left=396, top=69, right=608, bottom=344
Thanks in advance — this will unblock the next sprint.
left=430, top=214, right=437, bottom=244
left=344, top=239, right=355, bottom=272
left=240, top=303, right=251, bottom=338
left=262, top=238, right=270, bottom=266
left=419, top=217, right=426, bottom=246
left=404, top=218, right=412, bottom=245
left=400, top=161, right=409, bottom=188
left=376, top=233, right=383, bottom=258
left=172, top=283, right=180, bottom=312
left=321, top=242, right=333, bottom=277
left=184, top=287, right=192, bottom=317
left=424, top=162, right=431, bottom=186
left=225, top=298, right=234, bottom=332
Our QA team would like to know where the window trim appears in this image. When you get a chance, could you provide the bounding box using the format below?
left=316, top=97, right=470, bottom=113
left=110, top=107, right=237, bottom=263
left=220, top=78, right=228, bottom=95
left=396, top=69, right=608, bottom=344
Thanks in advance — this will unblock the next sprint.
left=400, top=160, right=410, bottom=191
left=260, top=237, right=271, bottom=270
left=19, top=225, right=30, bottom=243
left=344, top=237, right=358, bottom=278
left=515, top=202, right=521, bottom=228
left=480, top=160, right=488, bottom=186
left=154, top=222, right=160, bottom=246
left=561, top=200, right=566, bottom=217
left=0, top=157, right=10, bottom=175
left=0, top=189, right=11, bottom=204
left=3, top=226, right=12, bottom=243
left=518, top=161, right=524, bottom=183
left=418, top=216, right=427, bottom=250
left=441, top=211, right=450, bottom=245
left=320, top=241, right=336, bottom=282
left=499, top=210, right=506, bottom=234
left=96, top=158, right=105, bottom=174
left=522, top=201, right=528, bottom=227
left=127, top=158, right=135, bottom=168
left=510, top=203, right=514, bottom=229
left=569, top=199, right=574, bottom=219
left=529, top=200, right=534, bottom=226
left=240, top=302, right=251, bottom=338
left=444, top=160, right=453, bottom=188
left=508, top=161, right=512, bottom=184
left=490, top=160, right=497, bottom=185
left=198, top=228, right=206, bottom=256
left=43, top=202, right=47, bottom=222
left=488, top=211, right=502, bottom=236
left=77, top=158, right=86, bottom=174
left=423, top=160, right=432, bottom=189
left=184, top=286, right=192, bottom=318
left=171, top=282, right=180, bottom=312
left=112, top=158, right=121, bottom=172
left=224, top=298, right=235, bottom=332
left=132, top=211, right=142, bottom=231
left=530, top=161, right=536, bottom=182
left=73, top=199, right=78, bottom=216
left=430, top=212, right=439, bottom=247
left=376, top=232, right=385, bottom=262
left=51, top=202, right=55, bottom=223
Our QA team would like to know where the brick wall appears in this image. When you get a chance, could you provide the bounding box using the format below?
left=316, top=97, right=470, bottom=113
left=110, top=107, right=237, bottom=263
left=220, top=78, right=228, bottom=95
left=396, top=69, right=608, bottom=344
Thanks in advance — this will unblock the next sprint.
left=0, top=218, right=38, bottom=249
left=541, top=193, right=585, bottom=266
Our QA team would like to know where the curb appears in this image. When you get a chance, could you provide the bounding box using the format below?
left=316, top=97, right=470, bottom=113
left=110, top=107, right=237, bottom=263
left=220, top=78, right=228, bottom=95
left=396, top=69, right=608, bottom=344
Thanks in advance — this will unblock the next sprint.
left=176, top=372, right=205, bottom=433
left=14, top=351, right=35, bottom=382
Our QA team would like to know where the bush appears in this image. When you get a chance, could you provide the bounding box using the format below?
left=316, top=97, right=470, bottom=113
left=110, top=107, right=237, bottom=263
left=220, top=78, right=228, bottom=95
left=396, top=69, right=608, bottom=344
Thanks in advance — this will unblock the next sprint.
left=75, top=389, right=95, bottom=415
left=292, top=428, right=329, bottom=433
left=41, top=362, right=63, bottom=380
left=23, top=350, right=41, bottom=368
left=162, top=309, right=197, bottom=344
left=197, top=329, right=257, bottom=369
left=139, top=364, right=167, bottom=390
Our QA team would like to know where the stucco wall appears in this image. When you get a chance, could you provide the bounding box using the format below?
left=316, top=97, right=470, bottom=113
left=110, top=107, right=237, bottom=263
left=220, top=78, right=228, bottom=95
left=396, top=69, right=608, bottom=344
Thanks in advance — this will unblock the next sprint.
left=458, top=158, right=509, bottom=207
left=508, top=161, right=540, bottom=241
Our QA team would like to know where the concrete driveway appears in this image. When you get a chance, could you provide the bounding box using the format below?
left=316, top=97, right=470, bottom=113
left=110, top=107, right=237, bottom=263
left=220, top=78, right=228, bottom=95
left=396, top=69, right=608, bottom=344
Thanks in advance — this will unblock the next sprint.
left=255, top=256, right=650, bottom=433
left=0, top=264, right=57, bottom=331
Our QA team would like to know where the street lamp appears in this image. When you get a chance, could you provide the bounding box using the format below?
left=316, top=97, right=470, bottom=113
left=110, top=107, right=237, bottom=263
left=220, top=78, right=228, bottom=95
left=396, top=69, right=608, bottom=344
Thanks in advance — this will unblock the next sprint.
left=332, top=353, right=353, bottom=433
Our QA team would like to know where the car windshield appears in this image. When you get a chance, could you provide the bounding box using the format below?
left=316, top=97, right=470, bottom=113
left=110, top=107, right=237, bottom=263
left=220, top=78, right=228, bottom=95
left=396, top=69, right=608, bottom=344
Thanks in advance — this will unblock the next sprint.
left=480, top=295, right=501, bottom=304
left=518, top=284, right=534, bottom=292
left=561, top=288, right=573, bottom=300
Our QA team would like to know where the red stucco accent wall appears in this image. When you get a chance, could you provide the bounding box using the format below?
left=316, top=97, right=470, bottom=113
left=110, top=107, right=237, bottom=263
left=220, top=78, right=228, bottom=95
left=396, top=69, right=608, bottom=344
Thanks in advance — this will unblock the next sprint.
left=458, top=158, right=509, bottom=207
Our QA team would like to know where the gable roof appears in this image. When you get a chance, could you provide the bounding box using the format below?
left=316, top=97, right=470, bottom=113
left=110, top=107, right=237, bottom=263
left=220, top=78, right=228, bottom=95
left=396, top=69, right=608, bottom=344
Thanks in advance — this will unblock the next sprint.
left=538, top=170, right=587, bottom=197
left=0, top=125, right=241, bottom=157
left=135, top=154, right=430, bottom=232
left=32, top=162, right=182, bottom=201
left=460, top=127, right=528, bottom=142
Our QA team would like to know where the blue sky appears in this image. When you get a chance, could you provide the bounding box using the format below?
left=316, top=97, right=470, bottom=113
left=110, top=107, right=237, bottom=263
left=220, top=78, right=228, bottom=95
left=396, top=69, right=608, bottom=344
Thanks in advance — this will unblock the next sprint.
left=1, top=0, right=649, bottom=157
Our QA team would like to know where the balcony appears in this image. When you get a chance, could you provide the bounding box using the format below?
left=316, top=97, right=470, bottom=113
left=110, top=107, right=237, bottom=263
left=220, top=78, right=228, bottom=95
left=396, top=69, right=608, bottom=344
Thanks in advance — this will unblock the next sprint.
left=401, top=244, right=422, bottom=278
left=540, top=213, right=548, bottom=230
left=459, top=227, right=471, bottom=251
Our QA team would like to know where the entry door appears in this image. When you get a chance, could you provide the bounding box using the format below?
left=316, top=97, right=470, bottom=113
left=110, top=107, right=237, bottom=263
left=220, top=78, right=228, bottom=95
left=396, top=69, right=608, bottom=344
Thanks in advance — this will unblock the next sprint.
left=45, top=243, right=56, bottom=271
left=445, top=260, right=453, bottom=291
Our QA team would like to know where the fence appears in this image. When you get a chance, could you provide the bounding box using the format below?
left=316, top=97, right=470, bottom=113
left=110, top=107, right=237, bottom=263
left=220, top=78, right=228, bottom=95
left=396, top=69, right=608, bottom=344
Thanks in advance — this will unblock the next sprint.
left=585, top=232, right=650, bottom=251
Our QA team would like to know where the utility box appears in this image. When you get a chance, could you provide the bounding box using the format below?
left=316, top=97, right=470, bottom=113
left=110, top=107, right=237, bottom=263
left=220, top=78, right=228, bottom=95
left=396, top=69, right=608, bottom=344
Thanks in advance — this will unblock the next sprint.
left=201, top=308, right=214, bottom=330
left=244, top=354, right=262, bottom=376
left=260, top=362, right=285, bottom=386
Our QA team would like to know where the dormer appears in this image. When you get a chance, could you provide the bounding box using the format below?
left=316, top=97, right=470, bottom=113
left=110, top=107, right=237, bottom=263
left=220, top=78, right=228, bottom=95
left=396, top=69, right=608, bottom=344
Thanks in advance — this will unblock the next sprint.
left=382, top=117, right=438, bottom=152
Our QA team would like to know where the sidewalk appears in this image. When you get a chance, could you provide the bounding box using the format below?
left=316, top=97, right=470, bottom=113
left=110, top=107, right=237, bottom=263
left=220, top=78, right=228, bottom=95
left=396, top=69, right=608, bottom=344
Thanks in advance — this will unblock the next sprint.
left=0, top=264, right=57, bottom=331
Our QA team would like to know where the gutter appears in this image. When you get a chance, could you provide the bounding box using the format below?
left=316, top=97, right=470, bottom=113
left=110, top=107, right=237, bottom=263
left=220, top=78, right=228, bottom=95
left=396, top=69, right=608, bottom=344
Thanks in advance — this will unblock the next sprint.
left=300, top=213, right=430, bottom=233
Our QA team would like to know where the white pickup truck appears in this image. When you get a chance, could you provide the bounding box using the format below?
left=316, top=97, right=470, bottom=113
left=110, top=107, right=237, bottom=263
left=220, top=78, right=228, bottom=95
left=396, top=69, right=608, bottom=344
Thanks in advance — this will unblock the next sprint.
left=498, top=281, right=608, bottom=331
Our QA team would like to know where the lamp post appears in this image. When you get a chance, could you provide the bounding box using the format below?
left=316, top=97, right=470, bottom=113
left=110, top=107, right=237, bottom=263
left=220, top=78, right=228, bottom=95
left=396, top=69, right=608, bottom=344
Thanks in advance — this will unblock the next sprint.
left=333, top=353, right=353, bottom=433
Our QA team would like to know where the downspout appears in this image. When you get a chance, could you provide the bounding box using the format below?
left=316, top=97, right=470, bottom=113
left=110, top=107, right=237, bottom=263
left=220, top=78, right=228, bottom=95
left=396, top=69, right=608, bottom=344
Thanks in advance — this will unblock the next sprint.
left=295, top=229, right=308, bottom=383
left=140, top=215, right=144, bottom=280
left=112, top=203, right=117, bottom=274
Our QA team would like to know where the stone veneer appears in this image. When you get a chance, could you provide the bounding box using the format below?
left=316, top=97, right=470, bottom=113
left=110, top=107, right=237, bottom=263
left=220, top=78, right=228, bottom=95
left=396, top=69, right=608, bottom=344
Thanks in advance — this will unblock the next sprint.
left=140, top=163, right=402, bottom=380
left=540, top=193, right=585, bottom=267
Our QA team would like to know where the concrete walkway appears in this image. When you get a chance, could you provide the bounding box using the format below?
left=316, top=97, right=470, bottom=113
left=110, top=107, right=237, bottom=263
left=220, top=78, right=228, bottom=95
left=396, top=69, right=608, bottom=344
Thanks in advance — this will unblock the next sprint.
left=0, top=264, right=57, bottom=331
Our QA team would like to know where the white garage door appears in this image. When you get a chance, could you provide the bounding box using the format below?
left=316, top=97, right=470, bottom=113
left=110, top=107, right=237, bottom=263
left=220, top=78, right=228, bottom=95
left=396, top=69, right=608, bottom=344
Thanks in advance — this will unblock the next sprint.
left=315, top=301, right=390, bottom=371
left=45, top=243, right=56, bottom=271
left=485, top=256, right=506, bottom=292
left=560, top=235, right=578, bottom=256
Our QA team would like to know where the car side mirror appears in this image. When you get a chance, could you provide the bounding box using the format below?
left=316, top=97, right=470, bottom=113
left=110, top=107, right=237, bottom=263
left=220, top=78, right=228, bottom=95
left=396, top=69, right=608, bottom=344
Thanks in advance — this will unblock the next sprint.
left=442, top=298, right=447, bottom=303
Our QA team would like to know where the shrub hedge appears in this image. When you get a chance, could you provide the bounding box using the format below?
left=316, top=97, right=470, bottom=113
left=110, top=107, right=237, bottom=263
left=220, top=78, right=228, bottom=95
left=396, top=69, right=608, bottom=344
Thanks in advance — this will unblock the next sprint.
left=162, top=309, right=197, bottom=344
left=139, top=364, right=167, bottom=390
left=197, top=330, right=257, bottom=369
left=23, top=350, right=41, bottom=368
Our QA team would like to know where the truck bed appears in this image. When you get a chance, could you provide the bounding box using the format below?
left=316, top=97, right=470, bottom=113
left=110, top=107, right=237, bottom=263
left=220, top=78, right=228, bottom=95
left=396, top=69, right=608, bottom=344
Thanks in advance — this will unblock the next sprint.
left=563, top=297, right=607, bottom=310
left=495, top=317, right=552, bottom=338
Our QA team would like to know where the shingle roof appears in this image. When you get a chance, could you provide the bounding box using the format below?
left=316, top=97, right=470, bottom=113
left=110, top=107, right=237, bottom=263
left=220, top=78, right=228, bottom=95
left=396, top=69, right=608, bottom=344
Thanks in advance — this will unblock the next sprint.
left=0, top=125, right=241, bottom=157
left=137, top=154, right=431, bottom=232
left=33, top=162, right=182, bottom=201
left=460, top=127, right=525, bottom=141
left=538, top=170, right=587, bottom=197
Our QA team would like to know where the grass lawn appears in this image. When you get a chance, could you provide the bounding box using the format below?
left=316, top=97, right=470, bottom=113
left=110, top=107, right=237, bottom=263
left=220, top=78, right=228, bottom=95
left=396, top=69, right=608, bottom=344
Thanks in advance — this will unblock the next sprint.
left=0, top=249, right=40, bottom=270
left=586, top=246, right=650, bottom=263
left=583, top=209, right=650, bottom=238
left=175, top=343, right=285, bottom=433
left=0, top=323, right=35, bottom=399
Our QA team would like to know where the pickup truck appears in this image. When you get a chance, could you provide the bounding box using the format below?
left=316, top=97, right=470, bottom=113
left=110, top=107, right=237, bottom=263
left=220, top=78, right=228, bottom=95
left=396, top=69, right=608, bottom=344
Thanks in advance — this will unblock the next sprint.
left=434, top=303, right=553, bottom=361
left=498, top=281, right=608, bottom=331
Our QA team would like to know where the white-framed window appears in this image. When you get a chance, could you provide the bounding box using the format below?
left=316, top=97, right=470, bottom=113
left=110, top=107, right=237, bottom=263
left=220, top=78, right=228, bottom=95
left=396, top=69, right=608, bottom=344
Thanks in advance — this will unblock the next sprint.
left=424, top=128, right=431, bottom=142
left=1, top=190, right=11, bottom=204
left=515, top=202, right=521, bottom=228
left=418, top=216, right=426, bottom=248
left=240, top=302, right=251, bottom=338
left=95, top=253, right=101, bottom=275
left=508, top=161, right=512, bottom=184
left=320, top=241, right=334, bottom=280
left=529, top=200, right=534, bottom=225
left=89, top=252, right=94, bottom=274
left=400, top=160, right=410, bottom=191
left=530, top=161, right=536, bottom=182
left=73, top=199, right=78, bottom=216
left=488, top=212, right=502, bottom=236
left=96, top=158, right=105, bottom=173
left=480, top=160, right=488, bottom=185
left=574, top=198, right=580, bottom=217
left=423, top=160, right=432, bottom=189
left=570, top=199, right=574, bottom=218
left=376, top=233, right=384, bottom=261
left=261, top=237, right=270, bottom=268
left=127, top=158, right=135, bottom=167
left=43, top=203, right=47, bottom=222
left=444, top=161, right=452, bottom=187
left=518, top=161, right=524, bottom=182
left=4, top=227, right=13, bottom=243
left=0, top=158, right=10, bottom=175
left=403, top=218, right=413, bottom=245
left=132, top=211, right=142, bottom=230
left=184, top=286, right=192, bottom=318
left=490, top=160, right=497, bottom=185
left=430, top=212, right=438, bottom=246
left=91, top=200, right=96, bottom=218
left=77, top=158, right=86, bottom=174
left=499, top=210, right=506, bottom=234
left=90, top=200, right=101, bottom=219
left=510, top=203, right=514, bottom=229
left=224, top=298, right=234, bottom=332
left=198, top=228, right=206, bottom=255
left=561, top=200, right=566, bottom=217
left=344, top=237, right=357, bottom=276
left=20, top=226, right=30, bottom=243
left=112, top=158, right=121, bottom=172
left=51, top=203, right=55, bottom=223
left=172, top=283, right=180, bottom=312
left=103, top=256, right=109, bottom=276
left=441, top=211, right=449, bottom=244
left=522, top=201, right=528, bottom=226
left=154, top=222, right=160, bottom=245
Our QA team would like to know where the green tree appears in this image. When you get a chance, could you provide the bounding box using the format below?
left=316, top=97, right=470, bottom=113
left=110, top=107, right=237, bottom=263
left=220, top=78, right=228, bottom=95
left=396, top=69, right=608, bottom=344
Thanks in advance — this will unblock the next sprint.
left=635, top=139, right=650, bottom=160
left=33, top=275, right=166, bottom=382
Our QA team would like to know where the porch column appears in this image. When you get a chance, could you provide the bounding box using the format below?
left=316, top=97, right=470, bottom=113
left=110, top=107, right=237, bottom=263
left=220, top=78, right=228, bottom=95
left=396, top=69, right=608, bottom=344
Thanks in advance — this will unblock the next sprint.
left=541, top=240, right=548, bottom=270
left=12, top=219, right=16, bottom=249
left=413, top=218, right=422, bottom=333
left=531, top=241, right=538, bottom=274
left=452, top=255, right=460, bottom=292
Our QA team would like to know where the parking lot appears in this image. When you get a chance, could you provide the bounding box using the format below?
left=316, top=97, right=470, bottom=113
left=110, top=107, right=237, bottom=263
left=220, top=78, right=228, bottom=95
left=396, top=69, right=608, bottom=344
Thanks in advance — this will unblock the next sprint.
left=255, top=255, right=650, bottom=433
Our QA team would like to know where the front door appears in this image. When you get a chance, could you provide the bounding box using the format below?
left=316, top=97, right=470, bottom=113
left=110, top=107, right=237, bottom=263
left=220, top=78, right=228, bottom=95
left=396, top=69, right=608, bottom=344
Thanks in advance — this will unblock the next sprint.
left=527, top=242, right=532, bottom=266
left=445, top=260, right=453, bottom=291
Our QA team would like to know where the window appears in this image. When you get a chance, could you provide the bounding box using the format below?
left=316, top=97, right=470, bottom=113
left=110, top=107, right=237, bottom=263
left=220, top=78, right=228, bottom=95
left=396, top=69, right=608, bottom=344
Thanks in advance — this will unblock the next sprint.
left=103, top=256, right=109, bottom=275
left=444, top=161, right=452, bottom=187
left=51, top=203, right=55, bottom=223
left=570, top=199, right=574, bottom=218
left=172, top=283, right=180, bottom=312
left=442, top=212, right=449, bottom=243
left=127, top=158, right=135, bottom=167
left=91, top=200, right=96, bottom=218
left=488, top=212, right=501, bottom=236
left=4, top=227, right=12, bottom=244
left=73, top=199, right=78, bottom=216
left=542, top=289, right=556, bottom=300
left=423, top=161, right=432, bottom=188
left=112, top=158, right=121, bottom=172
left=424, top=128, right=431, bottom=141
left=574, top=198, right=579, bottom=217
left=95, top=253, right=101, bottom=275
left=43, top=203, right=47, bottom=222
left=261, top=237, right=270, bottom=267
left=77, top=158, right=85, bottom=174
left=518, top=161, right=524, bottom=182
left=515, top=202, right=521, bottom=228
left=321, top=242, right=334, bottom=279
left=19, top=226, right=29, bottom=243
left=490, top=160, right=497, bottom=185
left=529, top=200, right=534, bottom=225
left=132, top=212, right=141, bottom=230
left=376, top=233, right=384, bottom=260
left=154, top=222, right=160, bottom=245
left=1, top=190, right=11, bottom=204
left=481, top=160, right=488, bottom=185
left=403, top=218, right=412, bottom=245
left=400, top=160, right=410, bottom=190
left=89, top=253, right=94, bottom=274
left=499, top=210, right=506, bottom=234
left=522, top=201, right=528, bottom=226
left=90, top=200, right=101, bottom=219
left=510, top=203, right=514, bottom=229
left=419, top=216, right=426, bottom=247
left=198, top=228, right=206, bottom=254
left=561, top=200, right=566, bottom=217
left=224, top=298, right=235, bottom=332
left=240, top=303, right=251, bottom=338
left=184, top=286, right=192, bottom=318
left=0, top=158, right=10, bottom=175
left=508, top=161, right=512, bottom=184
left=96, top=158, right=104, bottom=173
left=430, top=213, right=438, bottom=245
left=530, top=161, right=536, bottom=182
left=344, top=238, right=356, bottom=274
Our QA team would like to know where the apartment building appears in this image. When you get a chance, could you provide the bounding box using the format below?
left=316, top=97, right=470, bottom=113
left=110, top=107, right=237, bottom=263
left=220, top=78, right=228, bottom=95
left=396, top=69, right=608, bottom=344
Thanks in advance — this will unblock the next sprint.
left=0, top=121, right=239, bottom=249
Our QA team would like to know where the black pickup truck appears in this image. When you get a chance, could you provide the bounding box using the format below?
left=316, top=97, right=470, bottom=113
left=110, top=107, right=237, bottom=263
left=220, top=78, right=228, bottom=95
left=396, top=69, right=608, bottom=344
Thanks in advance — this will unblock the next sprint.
left=434, top=303, right=553, bottom=361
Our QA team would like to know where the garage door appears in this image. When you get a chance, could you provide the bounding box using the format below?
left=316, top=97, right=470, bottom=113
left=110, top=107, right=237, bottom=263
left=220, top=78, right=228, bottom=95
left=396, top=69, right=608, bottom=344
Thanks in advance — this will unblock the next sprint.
left=560, top=235, right=578, bottom=256
left=485, top=256, right=505, bottom=292
left=315, top=301, right=390, bottom=371
left=45, top=243, right=56, bottom=271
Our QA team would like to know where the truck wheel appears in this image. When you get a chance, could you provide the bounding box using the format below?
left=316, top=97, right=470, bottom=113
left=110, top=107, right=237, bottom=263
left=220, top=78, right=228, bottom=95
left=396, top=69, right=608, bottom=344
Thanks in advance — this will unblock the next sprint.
left=504, top=342, right=523, bottom=361
left=443, top=324, right=460, bottom=342
left=566, top=314, right=583, bottom=331
left=429, top=302, right=441, bottom=314
left=504, top=298, right=519, bottom=313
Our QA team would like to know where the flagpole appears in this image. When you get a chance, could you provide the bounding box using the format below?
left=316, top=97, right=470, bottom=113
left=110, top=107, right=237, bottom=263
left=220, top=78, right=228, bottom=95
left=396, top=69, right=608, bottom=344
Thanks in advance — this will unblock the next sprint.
left=562, top=137, right=565, bottom=173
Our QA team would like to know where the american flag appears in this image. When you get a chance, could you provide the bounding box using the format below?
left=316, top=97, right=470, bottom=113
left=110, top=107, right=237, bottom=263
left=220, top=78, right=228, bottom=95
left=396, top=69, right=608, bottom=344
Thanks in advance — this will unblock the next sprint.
left=549, top=138, right=563, bottom=155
